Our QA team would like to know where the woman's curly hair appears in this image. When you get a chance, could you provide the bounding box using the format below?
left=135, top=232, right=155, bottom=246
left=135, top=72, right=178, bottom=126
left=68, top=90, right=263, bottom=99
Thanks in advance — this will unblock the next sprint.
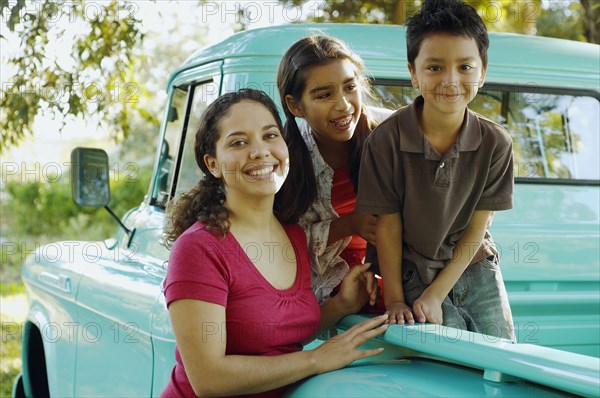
left=163, top=89, right=284, bottom=247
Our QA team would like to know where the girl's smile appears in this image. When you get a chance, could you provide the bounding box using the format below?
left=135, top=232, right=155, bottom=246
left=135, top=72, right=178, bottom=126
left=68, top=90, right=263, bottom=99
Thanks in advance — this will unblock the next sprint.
left=287, top=58, right=362, bottom=146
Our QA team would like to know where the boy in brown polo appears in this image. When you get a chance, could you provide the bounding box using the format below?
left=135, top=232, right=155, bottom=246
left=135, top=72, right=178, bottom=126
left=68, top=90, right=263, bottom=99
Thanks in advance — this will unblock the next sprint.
left=356, top=0, right=515, bottom=339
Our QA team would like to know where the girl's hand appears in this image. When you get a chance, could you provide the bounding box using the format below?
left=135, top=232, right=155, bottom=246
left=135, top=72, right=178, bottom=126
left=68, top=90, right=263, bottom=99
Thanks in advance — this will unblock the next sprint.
left=384, top=301, right=415, bottom=325
left=312, top=314, right=388, bottom=373
left=336, top=263, right=378, bottom=313
left=350, top=212, right=377, bottom=245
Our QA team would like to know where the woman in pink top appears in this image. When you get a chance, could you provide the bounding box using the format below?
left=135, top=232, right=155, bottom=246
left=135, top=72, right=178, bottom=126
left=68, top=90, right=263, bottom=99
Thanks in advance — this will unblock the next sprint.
left=162, top=89, right=387, bottom=397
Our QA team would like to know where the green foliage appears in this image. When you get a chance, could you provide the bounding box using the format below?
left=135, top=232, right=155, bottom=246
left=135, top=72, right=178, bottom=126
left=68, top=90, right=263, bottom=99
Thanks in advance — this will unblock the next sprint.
left=279, top=0, right=594, bottom=42
left=0, top=166, right=152, bottom=269
left=537, top=0, right=587, bottom=42
left=0, top=282, right=25, bottom=297
left=0, top=0, right=157, bottom=152
left=0, top=320, right=22, bottom=397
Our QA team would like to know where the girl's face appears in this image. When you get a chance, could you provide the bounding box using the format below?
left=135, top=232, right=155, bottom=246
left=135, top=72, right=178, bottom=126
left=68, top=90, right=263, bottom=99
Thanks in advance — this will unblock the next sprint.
left=204, top=101, right=289, bottom=200
left=286, top=58, right=362, bottom=146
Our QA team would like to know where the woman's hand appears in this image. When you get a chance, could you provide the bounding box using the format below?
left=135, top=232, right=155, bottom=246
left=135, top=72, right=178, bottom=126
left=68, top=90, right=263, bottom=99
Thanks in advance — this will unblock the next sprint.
left=312, top=314, right=388, bottom=374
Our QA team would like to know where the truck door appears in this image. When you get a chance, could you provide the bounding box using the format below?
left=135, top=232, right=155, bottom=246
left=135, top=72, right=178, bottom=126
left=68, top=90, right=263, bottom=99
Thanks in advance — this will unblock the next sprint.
left=73, top=62, right=223, bottom=396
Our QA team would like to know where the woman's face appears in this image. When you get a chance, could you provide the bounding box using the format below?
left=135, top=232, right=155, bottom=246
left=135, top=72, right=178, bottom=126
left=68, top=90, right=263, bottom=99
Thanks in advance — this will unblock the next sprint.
left=204, top=100, right=289, bottom=200
left=286, top=58, right=363, bottom=146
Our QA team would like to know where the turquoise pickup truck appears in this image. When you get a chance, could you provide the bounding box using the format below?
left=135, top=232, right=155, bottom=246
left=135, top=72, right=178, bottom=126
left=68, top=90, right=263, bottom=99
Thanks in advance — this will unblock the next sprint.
left=14, top=24, right=599, bottom=397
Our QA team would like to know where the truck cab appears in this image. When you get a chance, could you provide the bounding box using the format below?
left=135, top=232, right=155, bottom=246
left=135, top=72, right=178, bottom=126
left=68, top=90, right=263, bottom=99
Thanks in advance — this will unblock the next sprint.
left=15, top=24, right=599, bottom=397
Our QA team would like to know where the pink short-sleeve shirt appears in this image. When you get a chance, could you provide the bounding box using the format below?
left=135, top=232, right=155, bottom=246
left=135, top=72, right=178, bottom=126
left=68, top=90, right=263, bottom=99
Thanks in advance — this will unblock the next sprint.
left=162, top=222, right=320, bottom=398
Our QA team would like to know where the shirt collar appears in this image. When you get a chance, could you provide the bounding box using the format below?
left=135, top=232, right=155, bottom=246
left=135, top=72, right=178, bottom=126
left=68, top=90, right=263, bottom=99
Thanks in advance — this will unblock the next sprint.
left=399, top=96, right=482, bottom=155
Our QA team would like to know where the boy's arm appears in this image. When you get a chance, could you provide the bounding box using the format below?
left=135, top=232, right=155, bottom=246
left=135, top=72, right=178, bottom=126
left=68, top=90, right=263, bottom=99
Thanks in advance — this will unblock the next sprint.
left=413, top=210, right=492, bottom=324
left=377, top=212, right=415, bottom=324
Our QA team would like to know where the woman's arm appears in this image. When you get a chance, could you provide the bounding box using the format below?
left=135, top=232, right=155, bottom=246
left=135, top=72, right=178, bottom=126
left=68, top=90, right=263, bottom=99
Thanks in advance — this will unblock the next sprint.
left=170, top=299, right=387, bottom=397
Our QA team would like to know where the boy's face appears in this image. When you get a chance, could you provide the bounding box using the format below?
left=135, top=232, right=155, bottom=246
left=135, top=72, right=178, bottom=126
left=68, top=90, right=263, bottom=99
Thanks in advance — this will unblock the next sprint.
left=408, top=33, right=487, bottom=116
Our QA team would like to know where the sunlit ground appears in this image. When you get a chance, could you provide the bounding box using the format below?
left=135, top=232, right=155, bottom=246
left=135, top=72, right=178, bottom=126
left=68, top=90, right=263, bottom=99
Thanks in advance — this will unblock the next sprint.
left=0, top=289, right=26, bottom=397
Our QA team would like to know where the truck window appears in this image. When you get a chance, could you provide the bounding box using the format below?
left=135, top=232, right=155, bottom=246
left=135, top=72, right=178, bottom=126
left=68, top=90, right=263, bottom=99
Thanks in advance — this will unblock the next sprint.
left=373, top=83, right=600, bottom=182
left=472, top=90, right=599, bottom=181
left=175, top=81, right=221, bottom=197
left=152, top=87, right=187, bottom=208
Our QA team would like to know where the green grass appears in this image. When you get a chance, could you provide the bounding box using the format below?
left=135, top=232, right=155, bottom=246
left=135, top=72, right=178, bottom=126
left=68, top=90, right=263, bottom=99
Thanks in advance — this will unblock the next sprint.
left=0, top=283, right=24, bottom=298
left=0, top=316, right=22, bottom=397
left=0, top=281, right=25, bottom=397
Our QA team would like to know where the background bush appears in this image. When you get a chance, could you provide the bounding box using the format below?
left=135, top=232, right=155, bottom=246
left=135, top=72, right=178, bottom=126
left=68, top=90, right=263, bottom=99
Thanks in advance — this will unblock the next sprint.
left=0, top=166, right=152, bottom=278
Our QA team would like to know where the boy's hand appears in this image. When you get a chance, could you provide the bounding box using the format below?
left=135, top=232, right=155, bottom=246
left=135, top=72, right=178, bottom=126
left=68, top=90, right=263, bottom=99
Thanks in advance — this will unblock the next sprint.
left=412, top=292, right=443, bottom=324
left=350, top=212, right=377, bottom=245
left=384, top=301, right=415, bottom=324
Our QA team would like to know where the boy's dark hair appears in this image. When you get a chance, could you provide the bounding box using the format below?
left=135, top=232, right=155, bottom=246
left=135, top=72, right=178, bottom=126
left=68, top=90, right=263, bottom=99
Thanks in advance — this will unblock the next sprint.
left=406, top=0, right=489, bottom=67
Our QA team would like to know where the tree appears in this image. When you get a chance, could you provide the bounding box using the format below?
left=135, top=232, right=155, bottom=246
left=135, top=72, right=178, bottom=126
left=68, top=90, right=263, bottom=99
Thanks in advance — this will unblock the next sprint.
left=281, top=0, right=419, bottom=24
left=279, top=0, right=595, bottom=42
left=580, top=0, right=599, bottom=44
left=0, top=0, right=151, bottom=153
left=2, top=1, right=596, bottom=153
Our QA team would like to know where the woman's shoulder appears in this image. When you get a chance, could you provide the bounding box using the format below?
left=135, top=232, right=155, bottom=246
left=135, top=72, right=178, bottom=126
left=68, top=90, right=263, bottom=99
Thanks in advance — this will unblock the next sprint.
left=283, top=224, right=309, bottom=251
left=172, top=222, right=222, bottom=251
left=283, top=223, right=307, bottom=241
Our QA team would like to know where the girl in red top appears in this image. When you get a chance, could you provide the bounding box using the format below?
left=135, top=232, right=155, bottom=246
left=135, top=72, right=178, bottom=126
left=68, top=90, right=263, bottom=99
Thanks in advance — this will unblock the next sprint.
left=276, top=35, right=390, bottom=310
left=162, top=89, right=387, bottom=397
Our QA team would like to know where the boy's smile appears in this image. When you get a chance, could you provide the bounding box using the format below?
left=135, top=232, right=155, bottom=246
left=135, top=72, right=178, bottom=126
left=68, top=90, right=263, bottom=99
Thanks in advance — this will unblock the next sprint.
left=408, top=33, right=486, bottom=119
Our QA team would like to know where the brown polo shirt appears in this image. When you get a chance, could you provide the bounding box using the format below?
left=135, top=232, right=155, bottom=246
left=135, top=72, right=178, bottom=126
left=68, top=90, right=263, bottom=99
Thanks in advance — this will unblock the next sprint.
left=356, top=96, right=513, bottom=284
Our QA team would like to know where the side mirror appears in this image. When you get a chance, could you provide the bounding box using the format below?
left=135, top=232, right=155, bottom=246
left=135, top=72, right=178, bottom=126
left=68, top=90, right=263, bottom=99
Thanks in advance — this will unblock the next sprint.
left=70, top=147, right=135, bottom=246
left=71, top=147, right=110, bottom=207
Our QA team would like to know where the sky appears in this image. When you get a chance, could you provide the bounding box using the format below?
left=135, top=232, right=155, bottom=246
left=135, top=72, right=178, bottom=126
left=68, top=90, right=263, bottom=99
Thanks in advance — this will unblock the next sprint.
left=1, top=1, right=324, bottom=171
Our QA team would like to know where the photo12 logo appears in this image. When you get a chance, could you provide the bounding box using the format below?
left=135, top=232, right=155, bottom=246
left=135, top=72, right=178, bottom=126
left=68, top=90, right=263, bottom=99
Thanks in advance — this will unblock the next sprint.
left=1, top=81, right=139, bottom=106
left=2, top=1, right=140, bottom=25
left=198, top=1, right=324, bottom=24
left=2, top=321, right=140, bottom=344
left=1, top=241, right=141, bottom=265
left=1, top=161, right=140, bottom=184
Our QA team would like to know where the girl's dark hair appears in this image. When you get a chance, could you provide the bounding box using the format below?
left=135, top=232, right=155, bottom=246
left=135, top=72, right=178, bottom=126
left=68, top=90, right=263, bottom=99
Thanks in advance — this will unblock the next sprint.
left=275, top=34, right=378, bottom=224
left=164, top=89, right=284, bottom=246
left=406, top=0, right=489, bottom=67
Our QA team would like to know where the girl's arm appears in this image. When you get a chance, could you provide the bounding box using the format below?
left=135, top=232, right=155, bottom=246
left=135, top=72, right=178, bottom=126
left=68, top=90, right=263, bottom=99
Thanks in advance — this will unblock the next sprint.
left=328, top=212, right=377, bottom=245
left=170, top=298, right=387, bottom=397
left=317, top=262, right=378, bottom=332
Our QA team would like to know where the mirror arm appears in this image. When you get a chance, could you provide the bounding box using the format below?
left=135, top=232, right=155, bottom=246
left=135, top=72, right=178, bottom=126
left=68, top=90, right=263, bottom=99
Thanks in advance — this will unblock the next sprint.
left=104, top=205, right=136, bottom=248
